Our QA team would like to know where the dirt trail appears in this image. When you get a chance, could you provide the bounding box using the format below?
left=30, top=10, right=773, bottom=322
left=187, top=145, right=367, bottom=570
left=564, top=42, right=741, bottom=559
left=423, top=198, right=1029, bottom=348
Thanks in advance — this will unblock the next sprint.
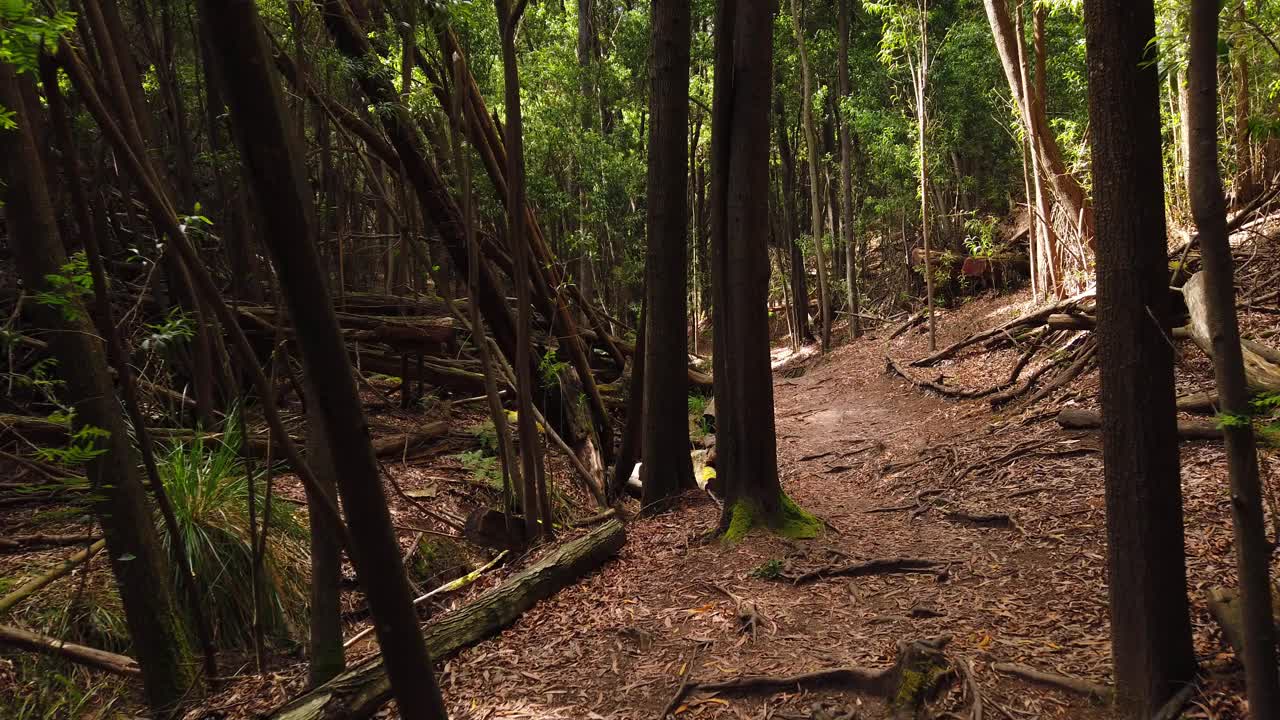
left=433, top=316, right=1154, bottom=720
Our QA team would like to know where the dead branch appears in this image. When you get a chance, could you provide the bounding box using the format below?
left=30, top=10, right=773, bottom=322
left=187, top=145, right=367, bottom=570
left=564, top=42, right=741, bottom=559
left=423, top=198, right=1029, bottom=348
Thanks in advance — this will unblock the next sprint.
left=0, top=533, right=100, bottom=552
left=911, top=293, right=1093, bottom=367
left=886, top=357, right=1002, bottom=399
left=660, top=648, right=700, bottom=719
left=0, top=539, right=105, bottom=615
left=0, top=624, right=140, bottom=676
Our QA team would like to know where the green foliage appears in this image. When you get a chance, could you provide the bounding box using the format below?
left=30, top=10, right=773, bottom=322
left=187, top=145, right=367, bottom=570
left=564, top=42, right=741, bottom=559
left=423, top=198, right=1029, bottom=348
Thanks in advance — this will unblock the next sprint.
left=471, top=419, right=499, bottom=455
left=0, top=655, right=128, bottom=720
left=0, top=0, right=76, bottom=73
left=963, top=214, right=999, bottom=258
left=538, top=347, right=570, bottom=387
left=156, top=416, right=309, bottom=648
left=140, top=308, right=195, bottom=353
left=457, top=448, right=502, bottom=490
left=32, top=251, right=93, bottom=322
left=687, top=394, right=712, bottom=441
left=749, top=559, right=785, bottom=580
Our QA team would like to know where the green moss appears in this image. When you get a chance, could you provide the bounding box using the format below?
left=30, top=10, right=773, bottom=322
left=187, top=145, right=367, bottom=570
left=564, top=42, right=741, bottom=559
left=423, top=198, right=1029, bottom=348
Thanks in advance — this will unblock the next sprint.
left=891, top=659, right=951, bottom=714
left=410, top=536, right=472, bottom=588
left=721, top=493, right=822, bottom=543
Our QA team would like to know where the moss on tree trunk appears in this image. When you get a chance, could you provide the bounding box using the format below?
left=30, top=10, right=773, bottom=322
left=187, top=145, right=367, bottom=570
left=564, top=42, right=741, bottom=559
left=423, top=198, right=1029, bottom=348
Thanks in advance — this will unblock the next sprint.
left=721, top=492, right=821, bottom=543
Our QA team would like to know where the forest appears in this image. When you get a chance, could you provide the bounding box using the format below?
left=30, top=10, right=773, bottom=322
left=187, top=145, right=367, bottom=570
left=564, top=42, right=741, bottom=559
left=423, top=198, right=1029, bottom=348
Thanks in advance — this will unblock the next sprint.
left=2, top=0, right=1280, bottom=717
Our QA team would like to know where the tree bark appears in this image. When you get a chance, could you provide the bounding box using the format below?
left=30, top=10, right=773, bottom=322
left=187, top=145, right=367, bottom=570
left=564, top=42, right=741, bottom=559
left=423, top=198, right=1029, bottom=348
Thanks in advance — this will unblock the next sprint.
left=0, top=64, right=201, bottom=719
left=711, top=0, right=809, bottom=536
left=640, top=0, right=696, bottom=506
left=915, top=1, right=936, bottom=351
left=1082, top=0, right=1197, bottom=713
left=0, top=624, right=141, bottom=677
left=197, top=1, right=448, bottom=716
left=1186, top=0, right=1280, bottom=713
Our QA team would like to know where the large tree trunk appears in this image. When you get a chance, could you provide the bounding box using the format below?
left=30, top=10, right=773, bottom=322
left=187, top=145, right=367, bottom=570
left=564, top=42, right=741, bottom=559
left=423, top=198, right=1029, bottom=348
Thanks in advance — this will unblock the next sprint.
left=1186, top=1, right=1280, bottom=712
left=0, top=62, right=201, bottom=719
left=791, top=0, right=831, bottom=351
left=197, top=2, right=448, bottom=717
left=1082, top=0, right=1197, bottom=714
left=640, top=0, right=696, bottom=506
left=710, top=0, right=817, bottom=540
left=269, top=520, right=626, bottom=720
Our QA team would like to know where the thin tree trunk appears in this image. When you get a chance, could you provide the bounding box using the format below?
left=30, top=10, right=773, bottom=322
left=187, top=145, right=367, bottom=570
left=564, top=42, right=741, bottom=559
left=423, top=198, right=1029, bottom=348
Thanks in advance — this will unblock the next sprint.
left=774, top=88, right=813, bottom=347
left=838, top=0, right=861, bottom=339
left=915, top=0, right=936, bottom=351
left=196, top=1, right=448, bottom=716
left=1082, top=0, right=1198, bottom=714
left=1186, top=1, right=1280, bottom=714
left=496, top=0, right=553, bottom=540
left=1232, top=1, right=1256, bottom=204
left=791, top=0, right=831, bottom=351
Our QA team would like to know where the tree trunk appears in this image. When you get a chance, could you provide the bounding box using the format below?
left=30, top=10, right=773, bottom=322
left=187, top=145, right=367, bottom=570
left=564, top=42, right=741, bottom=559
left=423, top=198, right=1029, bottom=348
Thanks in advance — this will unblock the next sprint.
left=774, top=87, right=813, bottom=347
left=1232, top=2, right=1256, bottom=203
left=838, top=0, right=861, bottom=339
left=0, top=63, right=201, bottom=719
left=711, top=0, right=818, bottom=540
left=640, top=0, right=696, bottom=506
left=915, top=2, right=936, bottom=351
left=791, top=0, right=831, bottom=351
left=303, top=379, right=346, bottom=686
left=983, top=0, right=1092, bottom=242
left=269, top=520, right=626, bottom=720
left=497, top=0, right=553, bottom=539
left=1082, top=0, right=1197, bottom=714
left=197, top=2, right=448, bottom=717
left=1186, top=1, right=1280, bottom=713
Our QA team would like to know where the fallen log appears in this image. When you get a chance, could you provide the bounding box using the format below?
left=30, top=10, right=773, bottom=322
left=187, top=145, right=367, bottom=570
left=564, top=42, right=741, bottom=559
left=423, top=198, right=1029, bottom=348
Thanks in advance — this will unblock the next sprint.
left=0, top=624, right=140, bottom=676
left=269, top=519, right=626, bottom=720
left=1183, top=271, right=1280, bottom=393
left=369, top=422, right=451, bottom=459
left=1055, top=408, right=1223, bottom=440
left=1176, top=391, right=1218, bottom=414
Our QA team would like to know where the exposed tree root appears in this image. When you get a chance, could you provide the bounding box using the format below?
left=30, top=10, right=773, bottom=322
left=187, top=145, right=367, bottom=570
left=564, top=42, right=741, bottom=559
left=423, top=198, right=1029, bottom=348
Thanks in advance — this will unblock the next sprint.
left=990, top=662, right=1110, bottom=700
left=784, top=557, right=944, bottom=585
left=663, top=636, right=954, bottom=719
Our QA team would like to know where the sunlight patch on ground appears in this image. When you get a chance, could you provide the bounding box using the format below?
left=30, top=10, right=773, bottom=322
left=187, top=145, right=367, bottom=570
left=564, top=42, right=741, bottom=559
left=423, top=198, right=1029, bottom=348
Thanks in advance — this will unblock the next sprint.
left=770, top=343, right=818, bottom=369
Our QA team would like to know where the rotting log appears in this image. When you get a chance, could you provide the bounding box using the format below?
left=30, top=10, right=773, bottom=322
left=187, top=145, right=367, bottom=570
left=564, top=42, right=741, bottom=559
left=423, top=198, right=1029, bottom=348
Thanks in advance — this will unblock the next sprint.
left=1055, top=408, right=1222, bottom=440
left=0, top=623, right=140, bottom=676
left=268, top=519, right=626, bottom=720
left=1183, top=271, right=1280, bottom=393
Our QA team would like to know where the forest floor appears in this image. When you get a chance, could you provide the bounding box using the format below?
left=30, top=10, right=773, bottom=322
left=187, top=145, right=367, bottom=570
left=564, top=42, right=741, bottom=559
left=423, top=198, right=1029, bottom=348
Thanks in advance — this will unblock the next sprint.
left=344, top=291, right=1258, bottom=720
left=1, top=290, right=1267, bottom=720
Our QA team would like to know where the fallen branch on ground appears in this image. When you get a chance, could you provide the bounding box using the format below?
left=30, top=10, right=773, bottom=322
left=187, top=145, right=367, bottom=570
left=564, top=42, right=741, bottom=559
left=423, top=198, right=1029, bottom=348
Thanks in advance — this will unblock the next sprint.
left=0, top=539, right=105, bottom=615
left=0, top=624, right=140, bottom=676
left=990, top=662, right=1110, bottom=700
left=270, top=520, right=626, bottom=720
left=0, top=533, right=100, bottom=552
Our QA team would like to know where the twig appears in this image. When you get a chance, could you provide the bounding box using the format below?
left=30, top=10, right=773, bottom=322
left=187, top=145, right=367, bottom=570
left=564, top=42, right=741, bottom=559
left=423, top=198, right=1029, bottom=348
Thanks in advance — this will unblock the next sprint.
left=660, top=648, right=700, bottom=719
